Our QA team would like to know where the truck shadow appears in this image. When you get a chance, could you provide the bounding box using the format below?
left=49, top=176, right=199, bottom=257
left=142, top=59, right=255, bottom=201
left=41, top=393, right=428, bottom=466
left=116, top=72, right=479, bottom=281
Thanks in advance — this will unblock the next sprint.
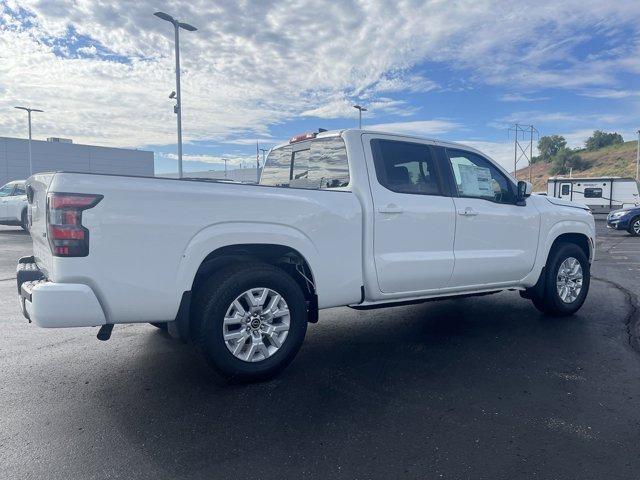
left=65, top=289, right=616, bottom=477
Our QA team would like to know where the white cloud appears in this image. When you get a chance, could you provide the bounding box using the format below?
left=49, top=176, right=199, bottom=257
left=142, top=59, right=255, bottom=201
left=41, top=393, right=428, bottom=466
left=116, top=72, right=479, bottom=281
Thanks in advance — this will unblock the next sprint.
left=159, top=151, right=256, bottom=167
left=457, top=140, right=523, bottom=172
left=1, top=0, right=640, bottom=153
left=578, top=89, right=640, bottom=99
left=492, top=111, right=627, bottom=130
left=499, top=93, right=549, bottom=103
left=366, top=120, right=462, bottom=136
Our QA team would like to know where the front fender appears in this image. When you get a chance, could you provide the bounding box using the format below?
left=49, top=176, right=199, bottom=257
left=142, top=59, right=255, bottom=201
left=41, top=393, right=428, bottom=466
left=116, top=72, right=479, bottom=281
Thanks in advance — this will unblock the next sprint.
left=522, top=218, right=595, bottom=287
left=543, top=219, right=595, bottom=262
left=175, top=221, right=321, bottom=294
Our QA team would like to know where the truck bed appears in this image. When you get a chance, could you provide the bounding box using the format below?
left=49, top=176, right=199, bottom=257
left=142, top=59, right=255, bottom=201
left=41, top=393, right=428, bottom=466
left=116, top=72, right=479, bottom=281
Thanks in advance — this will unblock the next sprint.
left=27, top=172, right=364, bottom=324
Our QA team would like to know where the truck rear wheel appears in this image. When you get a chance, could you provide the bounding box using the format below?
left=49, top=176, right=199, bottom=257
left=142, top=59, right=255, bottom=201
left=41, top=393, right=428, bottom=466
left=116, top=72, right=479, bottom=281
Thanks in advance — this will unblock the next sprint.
left=193, top=263, right=307, bottom=382
left=531, top=243, right=590, bottom=317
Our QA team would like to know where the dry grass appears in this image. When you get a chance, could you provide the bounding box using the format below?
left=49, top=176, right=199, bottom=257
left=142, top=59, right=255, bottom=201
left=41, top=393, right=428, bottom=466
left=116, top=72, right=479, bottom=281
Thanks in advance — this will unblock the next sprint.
left=515, top=141, right=638, bottom=191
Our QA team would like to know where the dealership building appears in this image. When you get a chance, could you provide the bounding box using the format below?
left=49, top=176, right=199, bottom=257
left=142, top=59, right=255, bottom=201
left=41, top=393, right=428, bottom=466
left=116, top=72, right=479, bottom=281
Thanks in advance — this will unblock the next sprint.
left=0, top=136, right=154, bottom=187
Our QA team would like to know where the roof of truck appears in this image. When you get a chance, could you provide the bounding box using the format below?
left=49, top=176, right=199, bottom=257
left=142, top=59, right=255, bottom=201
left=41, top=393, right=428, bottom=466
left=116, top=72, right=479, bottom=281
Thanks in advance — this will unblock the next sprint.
left=272, top=129, right=483, bottom=155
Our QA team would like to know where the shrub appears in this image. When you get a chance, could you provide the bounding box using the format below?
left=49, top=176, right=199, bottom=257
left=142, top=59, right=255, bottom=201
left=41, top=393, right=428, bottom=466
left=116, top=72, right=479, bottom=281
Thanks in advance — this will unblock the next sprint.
left=537, top=135, right=567, bottom=162
left=585, top=130, right=624, bottom=151
left=549, top=148, right=586, bottom=175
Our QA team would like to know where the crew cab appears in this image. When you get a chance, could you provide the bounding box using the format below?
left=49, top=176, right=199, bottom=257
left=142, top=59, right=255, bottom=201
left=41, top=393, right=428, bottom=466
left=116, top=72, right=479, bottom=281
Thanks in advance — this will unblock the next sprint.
left=0, top=180, right=29, bottom=231
left=18, top=130, right=595, bottom=381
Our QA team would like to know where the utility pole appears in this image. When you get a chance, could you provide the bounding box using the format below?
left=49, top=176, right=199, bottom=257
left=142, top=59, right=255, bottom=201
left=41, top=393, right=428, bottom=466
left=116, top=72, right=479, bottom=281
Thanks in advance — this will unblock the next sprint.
left=353, top=105, right=367, bottom=129
left=154, top=12, right=197, bottom=179
left=256, top=141, right=260, bottom=183
left=224, top=159, right=228, bottom=179
left=508, top=123, right=538, bottom=181
left=14, top=106, right=44, bottom=176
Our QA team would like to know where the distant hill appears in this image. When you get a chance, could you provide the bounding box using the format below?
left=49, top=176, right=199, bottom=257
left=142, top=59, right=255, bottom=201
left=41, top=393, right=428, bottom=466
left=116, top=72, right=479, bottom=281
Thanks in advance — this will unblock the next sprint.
left=515, top=140, right=638, bottom=192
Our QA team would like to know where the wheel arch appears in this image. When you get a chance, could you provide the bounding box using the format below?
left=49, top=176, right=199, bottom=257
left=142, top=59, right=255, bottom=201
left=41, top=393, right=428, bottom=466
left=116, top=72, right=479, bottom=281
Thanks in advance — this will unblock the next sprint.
left=549, top=232, right=591, bottom=262
left=544, top=221, right=594, bottom=264
left=190, top=243, right=317, bottom=305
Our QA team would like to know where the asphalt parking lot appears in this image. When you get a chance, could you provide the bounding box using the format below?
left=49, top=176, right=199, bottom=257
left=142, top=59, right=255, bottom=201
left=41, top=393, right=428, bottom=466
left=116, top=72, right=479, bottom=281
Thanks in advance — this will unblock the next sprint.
left=1, top=221, right=640, bottom=480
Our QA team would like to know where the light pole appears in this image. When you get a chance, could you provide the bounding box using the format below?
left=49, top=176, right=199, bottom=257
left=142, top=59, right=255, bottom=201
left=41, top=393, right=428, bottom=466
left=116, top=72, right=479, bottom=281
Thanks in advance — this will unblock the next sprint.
left=14, top=106, right=44, bottom=176
left=259, top=148, right=268, bottom=182
left=636, top=129, right=639, bottom=182
left=154, top=11, right=197, bottom=179
left=353, top=105, right=367, bottom=129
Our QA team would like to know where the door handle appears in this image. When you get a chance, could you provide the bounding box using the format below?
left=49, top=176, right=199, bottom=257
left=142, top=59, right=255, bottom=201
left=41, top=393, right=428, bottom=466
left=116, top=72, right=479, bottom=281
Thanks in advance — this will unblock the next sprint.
left=378, top=204, right=403, bottom=214
left=457, top=207, right=479, bottom=217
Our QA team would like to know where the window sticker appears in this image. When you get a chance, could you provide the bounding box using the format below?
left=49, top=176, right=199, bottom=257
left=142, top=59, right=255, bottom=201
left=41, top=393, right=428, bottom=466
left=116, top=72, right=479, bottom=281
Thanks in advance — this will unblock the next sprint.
left=458, top=164, right=493, bottom=197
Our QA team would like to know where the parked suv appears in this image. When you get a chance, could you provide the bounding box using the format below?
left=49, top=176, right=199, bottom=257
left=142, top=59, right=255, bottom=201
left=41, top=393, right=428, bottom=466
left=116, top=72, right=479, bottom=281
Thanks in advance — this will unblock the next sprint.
left=607, top=206, right=640, bottom=236
left=0, top=180, right=28, bottom=231
left=19, top=130, right=595, bottom=381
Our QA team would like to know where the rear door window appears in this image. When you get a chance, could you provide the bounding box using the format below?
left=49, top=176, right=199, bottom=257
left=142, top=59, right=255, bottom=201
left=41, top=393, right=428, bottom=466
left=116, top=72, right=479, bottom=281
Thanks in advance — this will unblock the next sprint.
left=370, top=139, right=443, bottom=195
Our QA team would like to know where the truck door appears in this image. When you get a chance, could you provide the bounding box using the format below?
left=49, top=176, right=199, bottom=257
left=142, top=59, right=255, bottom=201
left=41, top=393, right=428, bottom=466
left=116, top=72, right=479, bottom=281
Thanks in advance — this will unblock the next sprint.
left=363, top=135, right=456, bottom=294
left=559, top=182, right=572, bottom=200
left=441, top=148, right=540, bottom=287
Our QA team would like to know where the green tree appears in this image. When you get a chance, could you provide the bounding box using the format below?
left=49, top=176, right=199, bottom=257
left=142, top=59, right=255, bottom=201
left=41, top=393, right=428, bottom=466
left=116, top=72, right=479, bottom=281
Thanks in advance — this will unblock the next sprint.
left=585, top=130, right=624, bottom=151
left=536, top=135, right=567, bottom=163
left=549, top=147, right=587, bottom=175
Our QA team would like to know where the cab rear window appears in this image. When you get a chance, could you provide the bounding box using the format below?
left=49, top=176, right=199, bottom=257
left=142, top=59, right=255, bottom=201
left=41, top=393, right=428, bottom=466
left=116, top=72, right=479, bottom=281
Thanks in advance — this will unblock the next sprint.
left=260, top=137, right=350, bottom=190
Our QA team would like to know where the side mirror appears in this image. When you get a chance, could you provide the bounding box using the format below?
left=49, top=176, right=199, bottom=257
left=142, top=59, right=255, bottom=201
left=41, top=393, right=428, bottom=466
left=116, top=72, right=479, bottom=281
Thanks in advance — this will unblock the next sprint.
left=517, top=180, right=532, bottom=205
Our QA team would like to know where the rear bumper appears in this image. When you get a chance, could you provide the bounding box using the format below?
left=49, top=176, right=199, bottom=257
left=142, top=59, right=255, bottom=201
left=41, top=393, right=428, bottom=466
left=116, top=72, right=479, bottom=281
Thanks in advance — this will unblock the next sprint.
left=18, top=257, right=106, bottom=328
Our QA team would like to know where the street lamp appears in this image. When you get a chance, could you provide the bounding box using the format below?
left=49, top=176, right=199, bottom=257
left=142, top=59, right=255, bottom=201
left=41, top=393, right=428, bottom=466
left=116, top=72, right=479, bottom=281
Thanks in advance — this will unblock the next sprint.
left=353, top=105, right=367, bottom=129
left=154, top=11, right=197, bottom=179
left=636, top=129, right=639, bottom=182
left=259, top=147, right=269, bottom=183
left=14, top=106, right=44, bottom=176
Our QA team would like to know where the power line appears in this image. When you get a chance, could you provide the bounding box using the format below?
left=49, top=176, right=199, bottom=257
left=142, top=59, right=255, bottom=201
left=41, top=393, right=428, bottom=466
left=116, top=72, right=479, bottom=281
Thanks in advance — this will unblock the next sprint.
left=508, top=124, right=539, bottom=182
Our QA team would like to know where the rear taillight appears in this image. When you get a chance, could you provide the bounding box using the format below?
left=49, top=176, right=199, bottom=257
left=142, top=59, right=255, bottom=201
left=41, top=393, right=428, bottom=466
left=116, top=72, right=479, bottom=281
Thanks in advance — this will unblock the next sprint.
left=47, top=193, right=103, bottom=257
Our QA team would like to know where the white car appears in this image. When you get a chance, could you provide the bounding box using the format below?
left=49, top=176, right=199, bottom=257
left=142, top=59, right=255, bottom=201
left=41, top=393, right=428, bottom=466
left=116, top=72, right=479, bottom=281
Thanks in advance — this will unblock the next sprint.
left=18, top=129, right=595, bottom=381
left=0, top=180, right=29, bottom=231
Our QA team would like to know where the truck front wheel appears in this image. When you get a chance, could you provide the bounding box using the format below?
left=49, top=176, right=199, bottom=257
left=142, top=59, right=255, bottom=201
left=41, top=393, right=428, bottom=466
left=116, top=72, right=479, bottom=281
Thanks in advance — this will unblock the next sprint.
left=193, top=263, right=307, bottom=382
left=531, top=243, right=590, bottom=317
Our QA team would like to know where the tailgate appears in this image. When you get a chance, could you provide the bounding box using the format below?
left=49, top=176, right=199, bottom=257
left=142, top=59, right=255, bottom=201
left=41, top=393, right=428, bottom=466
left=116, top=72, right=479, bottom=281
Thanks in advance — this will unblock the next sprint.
left=26, top=173, right=56, bottom=278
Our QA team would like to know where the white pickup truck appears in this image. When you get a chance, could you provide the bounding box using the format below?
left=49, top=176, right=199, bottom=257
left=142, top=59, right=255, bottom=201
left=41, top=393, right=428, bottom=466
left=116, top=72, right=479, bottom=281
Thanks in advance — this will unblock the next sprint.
left=18, top=129, right=595, bottom=381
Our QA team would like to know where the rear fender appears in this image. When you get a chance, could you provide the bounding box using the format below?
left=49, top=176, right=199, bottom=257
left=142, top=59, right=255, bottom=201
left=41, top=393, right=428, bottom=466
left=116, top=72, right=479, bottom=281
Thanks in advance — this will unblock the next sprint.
left=176, top=222, right=320, bottom=294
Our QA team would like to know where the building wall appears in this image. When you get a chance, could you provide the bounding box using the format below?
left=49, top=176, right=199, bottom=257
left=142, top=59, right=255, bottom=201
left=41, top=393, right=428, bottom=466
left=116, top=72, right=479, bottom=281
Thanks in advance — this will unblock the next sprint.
left=0, top=136, right=154, bottom=187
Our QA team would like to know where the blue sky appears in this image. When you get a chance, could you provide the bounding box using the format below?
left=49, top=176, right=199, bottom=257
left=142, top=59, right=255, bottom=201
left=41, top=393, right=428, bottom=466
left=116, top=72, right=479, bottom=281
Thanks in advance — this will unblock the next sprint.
left=1, top=0, right=639, bottom=173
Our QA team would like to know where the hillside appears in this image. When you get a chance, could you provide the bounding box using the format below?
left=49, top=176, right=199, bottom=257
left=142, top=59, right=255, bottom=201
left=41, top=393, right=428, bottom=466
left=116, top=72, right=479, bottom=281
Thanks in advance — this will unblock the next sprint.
left=515, top=140, right=638, bottom=191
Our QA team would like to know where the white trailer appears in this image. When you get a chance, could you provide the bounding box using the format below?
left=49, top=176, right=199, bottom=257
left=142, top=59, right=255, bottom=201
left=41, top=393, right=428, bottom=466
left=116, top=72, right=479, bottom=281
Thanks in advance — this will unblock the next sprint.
left=547, top=177, right=639, bottom=213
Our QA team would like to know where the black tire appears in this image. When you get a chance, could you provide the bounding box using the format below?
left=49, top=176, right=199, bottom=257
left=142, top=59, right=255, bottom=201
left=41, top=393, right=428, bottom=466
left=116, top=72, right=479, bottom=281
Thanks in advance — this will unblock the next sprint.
left=20, top=209, right=29, bottom=232
left=150, top=322, right=168, bottom=331
left=628, top=217, right=640, bottom=237
left=531, top=242, right=590, bottom=317
left=193, top=263, right=307, bottom=382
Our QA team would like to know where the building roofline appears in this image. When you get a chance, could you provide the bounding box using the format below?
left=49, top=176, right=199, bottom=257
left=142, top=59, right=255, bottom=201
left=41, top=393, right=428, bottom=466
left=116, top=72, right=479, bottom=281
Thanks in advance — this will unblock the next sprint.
left=0, top=135, right=154, bottom=154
